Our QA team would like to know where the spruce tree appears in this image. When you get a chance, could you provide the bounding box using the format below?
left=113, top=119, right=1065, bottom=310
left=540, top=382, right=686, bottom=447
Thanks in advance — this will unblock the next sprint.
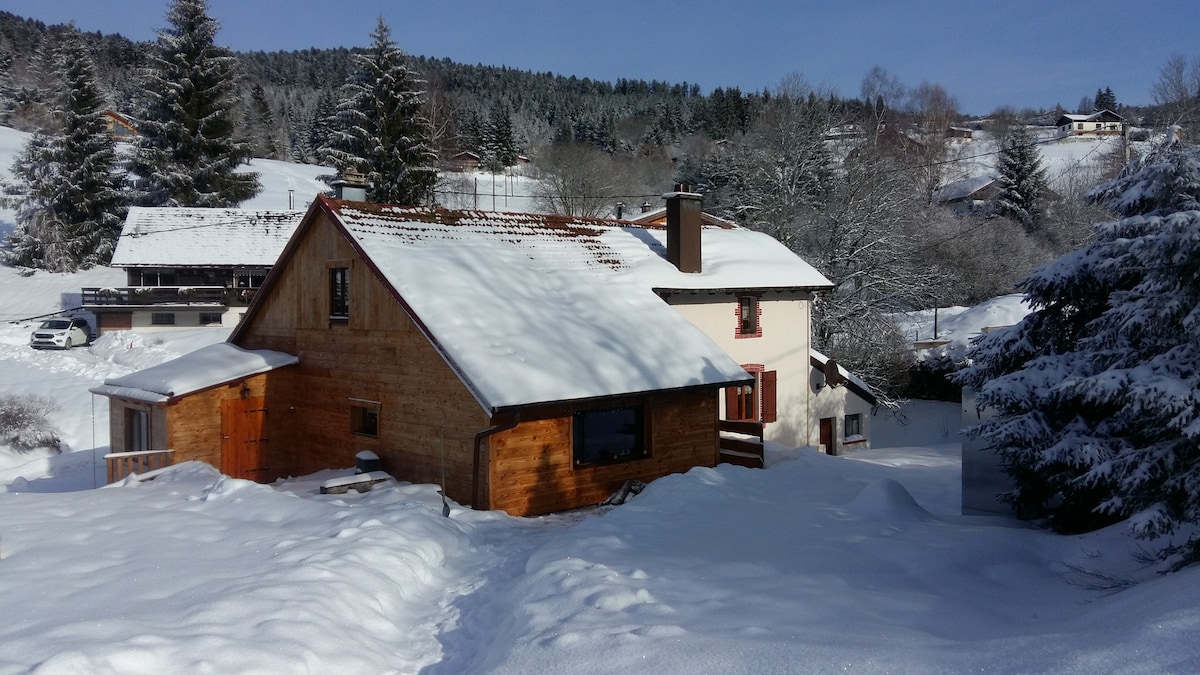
left=479, top=102, right=518, bottom=172
left=130, top=0, right=259, bottom=207
left=324, top=18, right=437, bottom=205
left=1094, top=86, right=1118, bottom=112
left=960, top=144, right=1200, bottom=569
left=6, top=26, right=125, bottom=272
left=994, top=125, right=1049, bottom=234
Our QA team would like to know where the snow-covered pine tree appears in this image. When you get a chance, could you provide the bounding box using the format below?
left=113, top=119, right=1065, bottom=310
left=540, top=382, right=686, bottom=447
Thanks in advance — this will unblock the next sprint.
left=479, top=102, right=518, bottom=173
left=959, top=144, right=1200, bottom=569
left=994, top=124, right=1049, bottom=234
left=130, top=0, right=259, bottom=207
left=6, top=26, right=125, bottom=272
left=323, top=18, right=437, bottom=205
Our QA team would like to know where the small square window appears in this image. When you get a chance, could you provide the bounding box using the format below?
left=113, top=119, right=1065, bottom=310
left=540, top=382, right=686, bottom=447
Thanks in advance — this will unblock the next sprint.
left=199, top=312, right=223, bottom=325
left=351, top=400, right=379, bottom=437
left=844, top=413, right=863, bottom=438
left=151, top=312, right=175, bottom=326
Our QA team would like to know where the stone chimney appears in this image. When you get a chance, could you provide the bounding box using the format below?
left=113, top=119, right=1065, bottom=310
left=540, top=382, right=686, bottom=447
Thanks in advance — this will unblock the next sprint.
left=665, top=183, right=703, bottom=273
left=333, top=168, right=368, bottom=201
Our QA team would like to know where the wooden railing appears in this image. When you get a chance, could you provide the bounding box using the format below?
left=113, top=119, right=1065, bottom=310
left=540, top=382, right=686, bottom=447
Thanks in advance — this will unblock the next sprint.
left=81, top=286, right=241, bottom=307
left=719, top=420, right=764, bottom=469
left=105, top=449, right=175, bottom=483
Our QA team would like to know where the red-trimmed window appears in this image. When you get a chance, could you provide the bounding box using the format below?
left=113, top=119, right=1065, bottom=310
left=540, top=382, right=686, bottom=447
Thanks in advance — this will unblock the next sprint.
left=735, top=295, right=762, bottom=338
left=724, top=365, right=776, bottom=423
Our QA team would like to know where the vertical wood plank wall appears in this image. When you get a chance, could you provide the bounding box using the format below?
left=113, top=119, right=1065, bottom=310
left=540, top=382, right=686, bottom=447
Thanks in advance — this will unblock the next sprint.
left=488, top=390, right=719, bottom=516
left=235, top=213, right=489, bottom=504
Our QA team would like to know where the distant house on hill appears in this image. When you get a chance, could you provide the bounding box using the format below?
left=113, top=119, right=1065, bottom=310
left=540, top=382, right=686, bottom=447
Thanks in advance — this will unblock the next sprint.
left=83, top=207, right=303, bottom=333
left=103, top=111, right=137, bottom=140
left=1056, top=110, right=1125, bottom=137
left=933, top=175, right=1002, bottom=214
left=93, top=188, right=881, bottom=515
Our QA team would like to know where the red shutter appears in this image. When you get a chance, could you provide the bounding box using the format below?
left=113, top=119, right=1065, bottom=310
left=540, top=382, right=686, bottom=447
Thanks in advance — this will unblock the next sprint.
left=761, top=371, right=777, bottom=423
left=724, top=386, right=736, bottom=420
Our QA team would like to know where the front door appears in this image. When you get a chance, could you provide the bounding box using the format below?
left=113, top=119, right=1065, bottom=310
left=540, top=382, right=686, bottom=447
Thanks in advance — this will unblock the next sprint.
left=221, top=396, right=268, bottom=480
left=819, top=417, right=836, bottom=456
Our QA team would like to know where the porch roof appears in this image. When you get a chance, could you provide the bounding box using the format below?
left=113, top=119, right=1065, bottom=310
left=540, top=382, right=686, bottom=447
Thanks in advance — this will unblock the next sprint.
left=90, top=343, right=298, bottom=404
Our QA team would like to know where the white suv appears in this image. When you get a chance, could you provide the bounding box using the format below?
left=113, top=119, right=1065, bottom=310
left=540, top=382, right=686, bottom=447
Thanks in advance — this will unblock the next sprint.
left=30, top=318, right=92, bottom=350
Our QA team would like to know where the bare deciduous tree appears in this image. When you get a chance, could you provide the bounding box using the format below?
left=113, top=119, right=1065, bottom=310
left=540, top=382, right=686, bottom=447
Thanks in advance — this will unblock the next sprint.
left=1150, top=54, right=1200, bottom=126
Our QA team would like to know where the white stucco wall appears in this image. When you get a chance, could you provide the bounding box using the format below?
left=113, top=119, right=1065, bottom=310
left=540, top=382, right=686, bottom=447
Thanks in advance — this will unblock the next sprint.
left=130, top=307, right=245, bottom=332
left=667, top=290, right=815, bottom=447
left=807, top=368, right=875, bottom=454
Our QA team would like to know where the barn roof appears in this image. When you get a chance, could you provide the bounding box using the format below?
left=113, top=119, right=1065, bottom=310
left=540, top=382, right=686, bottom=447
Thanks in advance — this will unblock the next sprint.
left=236, top=197, right=830, bottom=413
left=110, top=207, right=304, bottom=268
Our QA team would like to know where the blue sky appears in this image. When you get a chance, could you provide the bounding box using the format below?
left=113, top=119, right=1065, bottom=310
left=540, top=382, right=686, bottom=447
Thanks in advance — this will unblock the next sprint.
left=6, top=0, right=1198, bottom=115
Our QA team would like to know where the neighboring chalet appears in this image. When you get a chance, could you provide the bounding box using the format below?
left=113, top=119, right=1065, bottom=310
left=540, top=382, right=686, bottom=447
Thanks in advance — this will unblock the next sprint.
left=1055, top=110, right=1125, bottom=137
left=932, top=175, right=1003, bottom=215
left=84, top=208, right=303, bottom=333
left=103, top=111, right=137, bottom=140
left=94, top=189, right=882, bottom=515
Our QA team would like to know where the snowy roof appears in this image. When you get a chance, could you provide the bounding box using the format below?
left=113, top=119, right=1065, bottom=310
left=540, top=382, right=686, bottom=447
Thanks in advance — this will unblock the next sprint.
left=110, top=207, right=304, bottom=268
left=933, top=175, right=998, bottom=204
left=267, top=199, right=831, bottom=412
left=810, top=349, right=877, bottom=406
left=1056, top=110, right=1124, bottom=124
left=90, top=343, right=298, bottom=403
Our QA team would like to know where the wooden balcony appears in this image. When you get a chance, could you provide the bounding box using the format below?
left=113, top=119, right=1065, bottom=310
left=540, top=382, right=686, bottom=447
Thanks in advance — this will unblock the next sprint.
left=719, top=419, right=764, bottom=468
left=105, top=449, right=175, bottom=483
left=81, top=286, right=257, bottom=308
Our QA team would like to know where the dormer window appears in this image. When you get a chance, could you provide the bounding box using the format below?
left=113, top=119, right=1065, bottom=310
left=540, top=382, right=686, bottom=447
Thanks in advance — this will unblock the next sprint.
left=736, top=295, right=761, bottom=338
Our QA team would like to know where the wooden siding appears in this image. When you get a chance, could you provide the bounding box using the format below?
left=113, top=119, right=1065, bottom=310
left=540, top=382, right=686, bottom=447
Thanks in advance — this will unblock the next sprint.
left=487, top=389, right=719, bottom=516
left=236, top=212, right=489, bottom=503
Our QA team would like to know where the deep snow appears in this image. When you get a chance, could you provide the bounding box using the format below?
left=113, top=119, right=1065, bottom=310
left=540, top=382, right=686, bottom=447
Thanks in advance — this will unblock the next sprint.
left=1, top=127, right=1198, bottom=673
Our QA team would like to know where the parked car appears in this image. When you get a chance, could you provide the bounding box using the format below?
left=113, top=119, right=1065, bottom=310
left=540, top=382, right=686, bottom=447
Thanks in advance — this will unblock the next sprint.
left=30, top=318, right=92, bottom=349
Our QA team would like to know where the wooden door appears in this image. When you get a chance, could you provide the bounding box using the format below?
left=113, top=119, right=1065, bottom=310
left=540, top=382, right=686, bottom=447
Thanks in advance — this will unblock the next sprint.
left=221, top=396, right=268, bottom=480
left=819, top=417, right=836, bottom=456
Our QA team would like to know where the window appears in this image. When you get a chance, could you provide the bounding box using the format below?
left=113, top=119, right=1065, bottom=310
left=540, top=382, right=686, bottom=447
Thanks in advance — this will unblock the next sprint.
left=844, top=413, right=863, bottom=439
left=126, top=408, right=149, bottom=453
left=139, top=270, right=176, bottom=286
left=573, top=405, right=646, bottom=466
left=735, top=295, right=761, bottom=338
left=151, top=312, right=176, bottom=325
left=724, top=367, right=776, bottom=423
left=727, top=382, right=756, bottom=421
left=233, top=271, right=267, bottom=289
left=350, top=399, right=380, bottom=437
left=329, top=267, right=349, bottom=320
left=199, top=312, right=223, bottom=325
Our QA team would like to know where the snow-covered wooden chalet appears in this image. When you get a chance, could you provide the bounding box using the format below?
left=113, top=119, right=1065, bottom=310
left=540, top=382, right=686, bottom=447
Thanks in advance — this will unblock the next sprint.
left=83, top=207, right=303, bottom=333
left=93, top=188, right=881, bottom=515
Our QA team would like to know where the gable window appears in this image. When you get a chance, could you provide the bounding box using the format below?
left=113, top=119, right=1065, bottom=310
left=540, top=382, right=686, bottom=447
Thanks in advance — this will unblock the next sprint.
left=329, top=267, right=349, bottom=321
left=724, top=366, right=776, bottom=423
left=844, top=413, right=863, bottom=439
left=350, top=399, right=380, bottom=437
left=151, top=312, right=176, bottom=326
left=573, top=405, right=647, bottom=467
left=126, top=408, right=149, bottom=453
left=735, top=295, right=762, bottom=338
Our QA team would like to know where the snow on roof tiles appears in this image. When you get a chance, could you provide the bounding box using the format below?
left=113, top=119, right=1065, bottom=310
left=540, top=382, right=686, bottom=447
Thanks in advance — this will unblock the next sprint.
left=324, top=202, right=826, bottom=411
left=110, top=207, right=304, bottom=267
left=91, top=343, right=298, bottom=403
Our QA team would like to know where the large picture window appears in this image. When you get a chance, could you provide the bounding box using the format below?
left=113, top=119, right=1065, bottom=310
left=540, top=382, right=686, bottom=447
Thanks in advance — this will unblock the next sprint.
left=573, top=405, right=646, bottom=467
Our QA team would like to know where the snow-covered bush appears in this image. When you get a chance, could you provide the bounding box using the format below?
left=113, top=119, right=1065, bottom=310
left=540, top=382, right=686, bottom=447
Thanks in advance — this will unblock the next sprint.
left=959, top=143, right=1200, bottom=569
left=0, top=394, right=62, bottom=452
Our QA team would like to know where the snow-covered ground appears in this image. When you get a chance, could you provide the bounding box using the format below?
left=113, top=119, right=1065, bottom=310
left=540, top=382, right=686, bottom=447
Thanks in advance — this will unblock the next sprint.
left=2, top=128, right=1199, bottom=672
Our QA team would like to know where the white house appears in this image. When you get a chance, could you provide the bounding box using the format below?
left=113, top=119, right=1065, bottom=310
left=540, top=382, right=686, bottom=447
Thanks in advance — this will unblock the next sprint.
left=1055, top=110, right=1125, bottom=138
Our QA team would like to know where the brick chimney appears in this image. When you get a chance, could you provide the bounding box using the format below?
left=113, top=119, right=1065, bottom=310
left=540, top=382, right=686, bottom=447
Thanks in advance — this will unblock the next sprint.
left=665, top=183, right=703, bottom=273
